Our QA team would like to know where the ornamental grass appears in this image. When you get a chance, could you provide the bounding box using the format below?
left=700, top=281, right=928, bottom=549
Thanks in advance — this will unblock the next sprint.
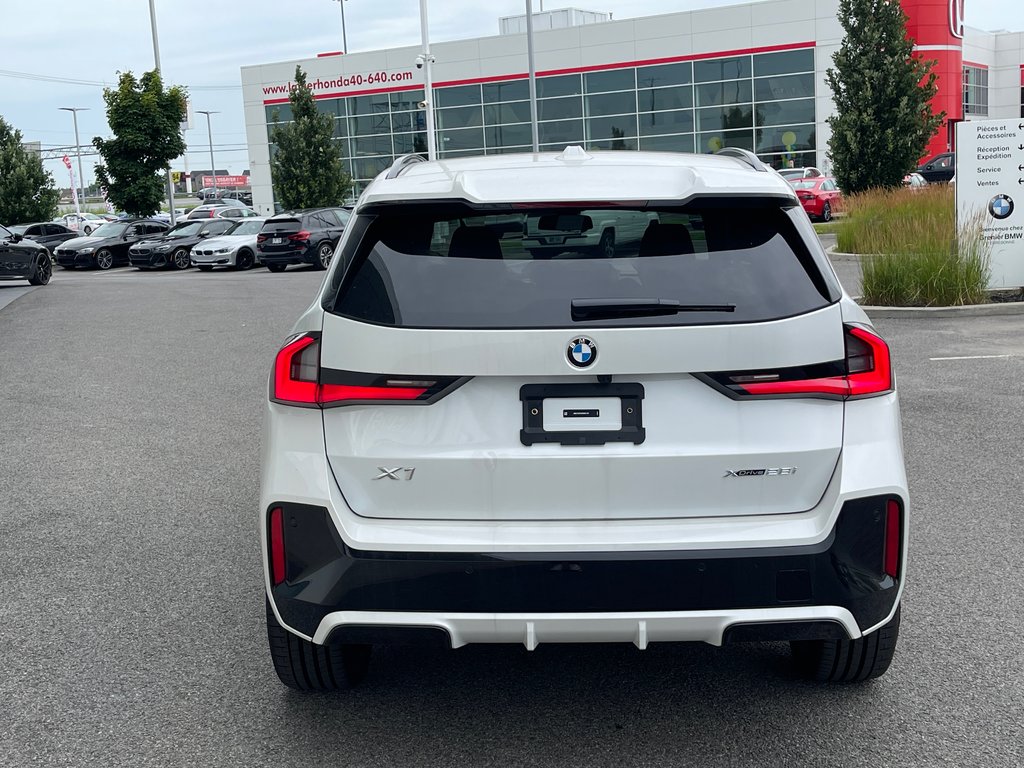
left=835, top=184, right=990, bottom=306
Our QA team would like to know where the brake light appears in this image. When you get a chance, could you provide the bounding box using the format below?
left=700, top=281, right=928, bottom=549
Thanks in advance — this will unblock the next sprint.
left=269, top=507, right=286, bottom=585
left=288, top=230, right=311, bottom=242
left=883, top=498, right=901, bottom=578
left=270, top=332, right=461, bottom=407
left=700, top=325, right=892, bottom=400
left=257, top=233, right=268, bottom=244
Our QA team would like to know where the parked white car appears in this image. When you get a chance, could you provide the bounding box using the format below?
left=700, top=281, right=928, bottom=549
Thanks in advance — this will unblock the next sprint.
left=261, top=147, right=908, bottom=690
left=190, top=217, right=265, bottom=270
left=56, top=212, right=107, bottom=235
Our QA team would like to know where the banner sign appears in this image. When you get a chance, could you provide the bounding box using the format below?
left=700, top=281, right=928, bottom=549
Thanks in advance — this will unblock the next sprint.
left=201, top=175, right=248, bottom=187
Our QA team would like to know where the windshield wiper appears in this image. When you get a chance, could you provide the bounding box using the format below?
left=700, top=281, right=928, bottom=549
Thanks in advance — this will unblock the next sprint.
left=571, top=298, right=736, bottom=321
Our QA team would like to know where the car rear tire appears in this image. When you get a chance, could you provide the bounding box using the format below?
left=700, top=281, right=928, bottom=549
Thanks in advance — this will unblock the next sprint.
left=821, top=202, right=832, bottom=223
left=197, top=265, right=213, bottom=272
left=172, top=248, right=190, bottom=270
left=315, top=242, right=334, bottom=270
left=596, top=230, right=615, bottom=258
left=235, top=249, right=254, bottom=270
left=791, top=606, right=900, bottom=683
left=95, top=249, right=114, bottom=270
left=266, top=599, right=370, bottom=691
left=266, top=263, right=287, bottom=273
left=28, top=256, right=52, bottom=286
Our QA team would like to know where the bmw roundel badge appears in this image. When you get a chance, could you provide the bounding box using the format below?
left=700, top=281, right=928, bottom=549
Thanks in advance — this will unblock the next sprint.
left=988, top=194, right=1014, bottom=220
left=567, top=337, right=597, bottom=368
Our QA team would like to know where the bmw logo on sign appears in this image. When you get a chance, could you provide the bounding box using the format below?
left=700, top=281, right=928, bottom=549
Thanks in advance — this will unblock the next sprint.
left=567, top=337, right=597, bottom=368
left=989, top=194, right=1014, bottom=220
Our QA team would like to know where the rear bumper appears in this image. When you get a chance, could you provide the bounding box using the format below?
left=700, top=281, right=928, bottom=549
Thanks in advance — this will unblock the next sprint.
left=267, top=496, right=902, bottom=646
left=258, top=248, right=314, bottom=266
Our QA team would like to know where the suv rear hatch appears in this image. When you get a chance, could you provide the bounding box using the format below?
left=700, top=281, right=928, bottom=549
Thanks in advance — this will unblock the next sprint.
left=258, top=216, right=306, bottom=257
left=312, top=200, right=848, bottom=522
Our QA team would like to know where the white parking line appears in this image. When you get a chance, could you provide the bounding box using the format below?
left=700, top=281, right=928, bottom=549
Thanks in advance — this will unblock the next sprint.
left=929, top=354, right=1013, bottom=361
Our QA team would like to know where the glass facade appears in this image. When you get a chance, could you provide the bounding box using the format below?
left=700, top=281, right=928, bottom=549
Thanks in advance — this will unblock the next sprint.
left=265, top=48, right=816, bottom=196
left=962, top=65, right=988, bottom=117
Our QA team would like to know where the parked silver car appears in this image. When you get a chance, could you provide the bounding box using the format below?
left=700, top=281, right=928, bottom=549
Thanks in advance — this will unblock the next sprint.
left=190, top=218, right=266, bottom=270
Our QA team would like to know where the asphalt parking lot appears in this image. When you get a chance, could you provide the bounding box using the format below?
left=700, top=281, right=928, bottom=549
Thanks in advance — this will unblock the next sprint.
left=1, top=263, right=1022, bottom=767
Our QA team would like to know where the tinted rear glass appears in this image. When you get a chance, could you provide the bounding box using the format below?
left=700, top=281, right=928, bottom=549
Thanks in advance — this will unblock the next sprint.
left=330, top=203, right=832, bottom=329
left=262, top=218, right=302, bottom=234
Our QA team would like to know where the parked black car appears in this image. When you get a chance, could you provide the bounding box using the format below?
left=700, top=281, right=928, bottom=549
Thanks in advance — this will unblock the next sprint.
left=916, top=152, right=955, bottom=183
left=256, top=208, right=350, bottom=272
left=0, top=224, right=51, bottom=285
left=9, top=222, right=78, bottom=256
left=54, top=219, right=170, bottom=270
left=128, top=218, right=236, bottom=270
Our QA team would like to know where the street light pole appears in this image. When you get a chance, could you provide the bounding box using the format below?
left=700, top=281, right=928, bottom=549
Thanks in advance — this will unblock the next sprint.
left=147, top=0, right=178, bottom=226
left=58, top=107, right=89, bottom=208
left=526, top=0, right=539, bottom=153
left=197, top=111, right=219, bottom=200
left=334, top=0, right=348, bottom=52
left=418, top=0, right=437, bottom=160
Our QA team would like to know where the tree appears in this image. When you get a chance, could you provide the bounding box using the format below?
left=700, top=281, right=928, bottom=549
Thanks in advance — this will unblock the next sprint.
left=270, top=67, right=351, bottom=208
left=93, top=70, right=186, bottom=217
left=826, top=0, right=943, bottom=193
left=0, top=116, right=60, bottom=223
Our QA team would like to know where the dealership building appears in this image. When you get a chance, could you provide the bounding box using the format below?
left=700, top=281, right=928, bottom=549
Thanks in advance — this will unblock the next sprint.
left=240, top=0, right=1024, bottom=214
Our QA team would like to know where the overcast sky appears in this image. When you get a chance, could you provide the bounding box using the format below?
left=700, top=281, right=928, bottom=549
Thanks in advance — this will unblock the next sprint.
left=3, top=0, right=1021, bottom=184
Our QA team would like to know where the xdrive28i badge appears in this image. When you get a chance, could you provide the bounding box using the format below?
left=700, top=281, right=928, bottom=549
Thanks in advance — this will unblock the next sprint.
left=567, top=337, right=597, bottom=368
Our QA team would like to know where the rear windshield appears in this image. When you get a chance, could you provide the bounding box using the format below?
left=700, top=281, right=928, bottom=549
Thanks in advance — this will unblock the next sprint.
left=329, top=202, right=833, bottom=329
left=261, top=217, right=302, bottom=235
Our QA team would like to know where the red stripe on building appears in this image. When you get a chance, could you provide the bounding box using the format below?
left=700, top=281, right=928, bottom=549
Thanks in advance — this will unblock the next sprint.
left=262, top=41, right=816, bottom=106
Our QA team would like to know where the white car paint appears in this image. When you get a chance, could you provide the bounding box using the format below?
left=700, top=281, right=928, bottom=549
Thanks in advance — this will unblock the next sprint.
left=260, top=148, right=908, bottom=660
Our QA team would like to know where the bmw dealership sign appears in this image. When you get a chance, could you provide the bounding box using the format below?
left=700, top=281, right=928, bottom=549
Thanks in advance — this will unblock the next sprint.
left=956, top=119, right=1024, bottom=288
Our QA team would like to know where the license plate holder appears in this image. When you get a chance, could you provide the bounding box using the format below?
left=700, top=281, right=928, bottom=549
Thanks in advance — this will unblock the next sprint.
left=520, top=383, right=645, bottom=446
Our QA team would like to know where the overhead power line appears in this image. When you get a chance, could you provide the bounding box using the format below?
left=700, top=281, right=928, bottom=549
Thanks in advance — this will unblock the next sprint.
left=0, top=68, right=241, bottom=91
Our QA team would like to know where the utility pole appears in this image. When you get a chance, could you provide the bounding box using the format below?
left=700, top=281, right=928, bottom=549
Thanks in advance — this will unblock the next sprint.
left=197, top=111, right=219, bottom=199
left=418, top=0, right=437, bottom=160
left=147, top=0, right=178, bottom=225
left=526, top=0, right=539, bottom=152
left=58, top=107, right=89, bottom=207
left=334, top=0, right=348, bottom=52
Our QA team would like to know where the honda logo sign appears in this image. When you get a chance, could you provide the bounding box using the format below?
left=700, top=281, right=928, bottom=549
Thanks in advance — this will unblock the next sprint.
left=950, top=0, right=964, bottom=39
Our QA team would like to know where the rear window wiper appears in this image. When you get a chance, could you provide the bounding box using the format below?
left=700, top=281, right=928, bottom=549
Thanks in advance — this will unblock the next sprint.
left=571, top=298, right=736, bottom=321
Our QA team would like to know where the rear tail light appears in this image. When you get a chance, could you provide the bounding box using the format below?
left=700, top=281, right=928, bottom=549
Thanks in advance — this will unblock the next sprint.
left=268, top=506, right=286, bottom=586
left=699, top=324, right=892, bottom=400
left=288, top=230, right=311, bottom=242
left=256, top=233, right=268, bottom=244
left=270, top=332, right=464, bottom=407
left=883, top=498, right=902, bottom=578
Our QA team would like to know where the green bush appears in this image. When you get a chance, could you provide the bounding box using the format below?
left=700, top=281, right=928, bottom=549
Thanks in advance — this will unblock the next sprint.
left=836, top=185, right=990, bottom=306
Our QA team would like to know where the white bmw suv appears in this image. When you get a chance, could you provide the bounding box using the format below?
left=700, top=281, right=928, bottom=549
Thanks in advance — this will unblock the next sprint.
left=261, top=147, right=907, bottom=690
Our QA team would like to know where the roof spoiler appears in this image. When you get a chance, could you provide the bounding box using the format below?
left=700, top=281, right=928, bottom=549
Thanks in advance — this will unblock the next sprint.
left=385, top=154, right=427, bottom=179
left=715, top=147, right=769, bottom=172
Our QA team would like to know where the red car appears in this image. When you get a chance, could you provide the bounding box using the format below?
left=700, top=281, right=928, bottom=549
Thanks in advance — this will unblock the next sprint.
left=790, top=177, right=842, bottom=222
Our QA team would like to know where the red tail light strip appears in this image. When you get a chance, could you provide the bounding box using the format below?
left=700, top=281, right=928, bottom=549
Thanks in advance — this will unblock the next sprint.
left=269, top=507, right=286, bottom=586
left=884, top=499, right=901, bottom=578
left=319, top=384, right=427, bottom=401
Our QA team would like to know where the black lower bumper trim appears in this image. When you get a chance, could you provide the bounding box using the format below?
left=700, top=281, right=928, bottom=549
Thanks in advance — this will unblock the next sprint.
left=268, top=496, right=902, bottom=641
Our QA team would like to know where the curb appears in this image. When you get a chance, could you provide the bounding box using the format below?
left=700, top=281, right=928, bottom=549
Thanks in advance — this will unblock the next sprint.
left=824, top=246, right=1024, bottom=317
